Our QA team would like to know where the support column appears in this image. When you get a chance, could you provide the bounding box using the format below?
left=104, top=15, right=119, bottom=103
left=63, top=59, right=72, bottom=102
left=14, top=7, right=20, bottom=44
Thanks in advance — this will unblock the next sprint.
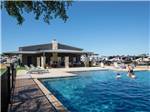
left=41, top=56, right=46, bottom=68
left=84, top=55, right=89, bottom=67
left=37, top=57, right=41, bottom=67
left=65, top=56, right=69, bottom=68
left=52, top=53, right=58, bottom=62
left=19, top=54, right=22, bottom=65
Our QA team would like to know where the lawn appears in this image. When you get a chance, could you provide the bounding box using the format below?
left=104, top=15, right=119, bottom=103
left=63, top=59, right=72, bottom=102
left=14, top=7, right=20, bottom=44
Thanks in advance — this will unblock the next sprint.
left=16, top=67, right=26, bottom=71
left=0, top=68, right=7, bottom=76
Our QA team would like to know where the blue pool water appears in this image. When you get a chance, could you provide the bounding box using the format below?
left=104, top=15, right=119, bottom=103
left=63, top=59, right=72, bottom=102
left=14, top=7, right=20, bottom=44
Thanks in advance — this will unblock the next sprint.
left=41, top=70, right=150, bottom=112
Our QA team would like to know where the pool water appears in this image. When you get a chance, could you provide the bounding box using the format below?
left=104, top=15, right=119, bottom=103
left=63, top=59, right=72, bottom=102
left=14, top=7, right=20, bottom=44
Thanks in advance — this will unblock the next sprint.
left=41, top=70, right=150, bottom=112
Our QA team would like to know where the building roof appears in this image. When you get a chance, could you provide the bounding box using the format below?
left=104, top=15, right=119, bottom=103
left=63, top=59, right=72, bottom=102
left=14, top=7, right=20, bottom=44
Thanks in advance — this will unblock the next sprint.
left=4, top=40, right=94, bottom=55
left=19, top=43, right=83, bottom=51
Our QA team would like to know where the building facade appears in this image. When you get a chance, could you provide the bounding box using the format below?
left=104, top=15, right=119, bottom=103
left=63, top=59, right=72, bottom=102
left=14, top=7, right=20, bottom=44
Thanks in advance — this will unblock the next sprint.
left=15, top=40, right=93, bottom=68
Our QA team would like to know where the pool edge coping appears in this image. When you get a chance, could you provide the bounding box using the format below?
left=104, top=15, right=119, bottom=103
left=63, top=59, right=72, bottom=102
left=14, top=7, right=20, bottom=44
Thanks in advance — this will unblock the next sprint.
left=33, top=78, right=69, bottom=112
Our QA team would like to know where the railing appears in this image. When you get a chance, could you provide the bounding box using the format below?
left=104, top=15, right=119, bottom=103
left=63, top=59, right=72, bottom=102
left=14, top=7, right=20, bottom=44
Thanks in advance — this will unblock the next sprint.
left=1, top=64, right=16, bottom=112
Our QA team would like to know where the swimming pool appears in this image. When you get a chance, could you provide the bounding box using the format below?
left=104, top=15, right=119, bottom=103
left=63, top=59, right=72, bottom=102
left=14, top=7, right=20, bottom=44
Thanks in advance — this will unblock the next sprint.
left=41, top=70, right=150, bottom=112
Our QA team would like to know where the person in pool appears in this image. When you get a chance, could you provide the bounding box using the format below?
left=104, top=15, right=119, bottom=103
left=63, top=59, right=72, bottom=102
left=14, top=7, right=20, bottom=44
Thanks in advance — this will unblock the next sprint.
left=127, top=65, right=136, bottom=79
left=116, top=73, right=121, bottom=79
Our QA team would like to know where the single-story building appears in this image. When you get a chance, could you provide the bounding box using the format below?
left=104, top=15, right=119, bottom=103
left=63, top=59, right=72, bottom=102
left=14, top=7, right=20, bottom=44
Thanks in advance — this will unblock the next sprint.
left=4, top=40, right=94, bottom=68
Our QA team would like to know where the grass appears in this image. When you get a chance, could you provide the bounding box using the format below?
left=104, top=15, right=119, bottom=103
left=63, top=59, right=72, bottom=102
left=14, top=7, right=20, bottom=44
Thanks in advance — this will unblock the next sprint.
left=0, top=63, right=7, bottom=76
left=16, top=66, right=26, bottom=71
left=0, top=64, right=26, bottom=76
left=0, top=68, right=7, bottom=76
left=16, top=66, right=26, bottom=76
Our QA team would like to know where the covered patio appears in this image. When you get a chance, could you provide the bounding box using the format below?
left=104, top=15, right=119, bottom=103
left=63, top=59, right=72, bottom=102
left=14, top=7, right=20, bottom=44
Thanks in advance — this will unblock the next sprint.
left=18, top=49, right=93, bottom=68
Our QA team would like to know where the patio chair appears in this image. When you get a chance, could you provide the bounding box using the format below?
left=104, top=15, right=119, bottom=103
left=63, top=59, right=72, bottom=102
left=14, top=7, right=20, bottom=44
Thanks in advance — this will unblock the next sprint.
left=119, top=64, right=126, bottom=69
left=114, top=62, right=119, bottom=69
left=26, top=65, right=49, bottom=74
left=25, top=65, right=35, bottom=74
left=30, top=64, right=37, bottom=69
left=24, top=65, right=30, bottom=70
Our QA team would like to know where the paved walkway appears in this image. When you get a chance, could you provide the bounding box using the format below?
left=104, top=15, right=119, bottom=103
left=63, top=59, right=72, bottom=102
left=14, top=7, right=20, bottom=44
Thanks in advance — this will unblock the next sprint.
left=8, top=79, right=56, bottom=112
left=17, top=67, right=108, bottom=79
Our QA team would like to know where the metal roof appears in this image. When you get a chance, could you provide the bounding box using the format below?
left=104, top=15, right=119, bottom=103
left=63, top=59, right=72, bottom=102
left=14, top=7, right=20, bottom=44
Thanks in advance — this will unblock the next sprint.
left=19, top=43, right=83, bottom=51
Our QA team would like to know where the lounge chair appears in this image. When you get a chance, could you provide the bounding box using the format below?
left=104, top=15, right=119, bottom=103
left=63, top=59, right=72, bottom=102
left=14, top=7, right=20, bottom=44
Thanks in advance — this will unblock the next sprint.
left=25, top=65, right=49, bottom=74
left=120, top=64, right=126, bottom=69
left=24, top=65, right=30, bottom=70
left=114, top=62, right=119, bottom=69
left=100, top=62, right=104, bottom=68
left=30, top=64, right=38, bottom=69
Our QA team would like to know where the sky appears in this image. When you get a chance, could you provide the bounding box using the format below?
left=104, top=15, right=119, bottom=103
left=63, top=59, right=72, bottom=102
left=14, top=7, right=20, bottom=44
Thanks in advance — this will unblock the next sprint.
left=1, top=1, right=150, bottom=56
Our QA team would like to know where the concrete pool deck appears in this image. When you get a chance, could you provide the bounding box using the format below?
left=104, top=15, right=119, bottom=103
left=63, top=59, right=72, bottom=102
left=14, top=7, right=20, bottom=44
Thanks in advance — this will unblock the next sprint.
left=106, top=66, right=150, bottom=72
left=16, top=67, right=108, bottom=79
left=16, top=66, right=150, bottom=79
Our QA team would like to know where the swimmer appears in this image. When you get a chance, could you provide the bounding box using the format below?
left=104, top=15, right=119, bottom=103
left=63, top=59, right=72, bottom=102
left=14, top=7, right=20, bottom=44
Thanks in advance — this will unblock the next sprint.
left=116, top=73, right=121, bottom=79
left=128, top=72, right=136, bottom=79
left=127, top=65, right=133, bottom=73
left=131, top=74, right=136, bottom=78
left=127, top=65, right=136, bottom=79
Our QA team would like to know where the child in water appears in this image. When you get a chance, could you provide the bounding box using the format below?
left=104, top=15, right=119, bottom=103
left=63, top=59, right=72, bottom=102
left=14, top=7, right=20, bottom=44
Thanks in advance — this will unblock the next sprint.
left=116, top=73, right=121, bottom=79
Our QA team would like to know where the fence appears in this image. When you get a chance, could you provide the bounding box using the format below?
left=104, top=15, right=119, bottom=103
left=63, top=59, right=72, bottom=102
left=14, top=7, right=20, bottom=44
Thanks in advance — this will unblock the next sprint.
left=1, top=64, right=16, bottom=112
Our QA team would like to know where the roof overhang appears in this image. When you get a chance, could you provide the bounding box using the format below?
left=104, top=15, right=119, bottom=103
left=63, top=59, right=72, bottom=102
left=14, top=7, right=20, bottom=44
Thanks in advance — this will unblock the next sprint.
left=44, top=49, right=93, bottom=54
left=3, top=49, right=94, bottom=55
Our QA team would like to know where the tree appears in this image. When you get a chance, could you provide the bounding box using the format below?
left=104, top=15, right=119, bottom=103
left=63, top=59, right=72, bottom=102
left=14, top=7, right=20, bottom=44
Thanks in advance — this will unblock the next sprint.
left=1, top=1, right=72, bottom=25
